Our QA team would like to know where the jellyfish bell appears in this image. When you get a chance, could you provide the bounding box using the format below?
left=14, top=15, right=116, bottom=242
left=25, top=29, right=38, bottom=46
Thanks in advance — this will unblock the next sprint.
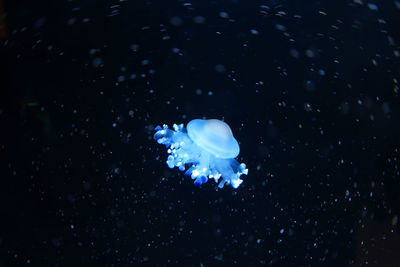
left=187, top=119, right=240, bottom=159
left=154, top=119, right=248, bottom=189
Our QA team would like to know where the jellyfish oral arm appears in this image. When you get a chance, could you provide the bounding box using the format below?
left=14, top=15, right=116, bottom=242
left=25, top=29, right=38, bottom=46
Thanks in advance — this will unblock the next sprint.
left=154, top=122, right=248, bottom=189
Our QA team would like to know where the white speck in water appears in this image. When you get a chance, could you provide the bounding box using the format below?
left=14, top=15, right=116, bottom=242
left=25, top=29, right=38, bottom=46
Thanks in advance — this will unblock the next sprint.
left=290, top=49, right=300, bottom=58
left=193, top=16, right=206, bottom=24
left=219, top=12, right=229, bottom=18
left=130, top=44, right=139, bottom=52
left=214, top=64, right=226, bottom=73
left=367, top=3, right=379, bottom=10
left=392, top=216, right=398, bottom=226
left=170, top=16, right=183, bottom=26
left=250, top=29, right=259, bottom=35
left=117, top=75, right=125, bottom=82
left=275, top=24, right=286, bottom=31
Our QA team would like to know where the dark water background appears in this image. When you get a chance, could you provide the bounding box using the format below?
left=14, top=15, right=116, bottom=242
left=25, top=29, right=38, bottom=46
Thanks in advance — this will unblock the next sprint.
left=1, top=0, right=400, bottom=266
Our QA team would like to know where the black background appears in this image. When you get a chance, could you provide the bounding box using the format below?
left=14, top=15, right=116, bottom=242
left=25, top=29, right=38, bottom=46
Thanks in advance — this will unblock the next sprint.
left=1, top=0, right=400, bottom=266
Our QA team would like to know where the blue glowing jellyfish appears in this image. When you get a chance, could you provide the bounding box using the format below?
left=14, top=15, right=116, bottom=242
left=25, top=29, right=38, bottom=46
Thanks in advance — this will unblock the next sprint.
left=154, top=119, right=248, bottom=189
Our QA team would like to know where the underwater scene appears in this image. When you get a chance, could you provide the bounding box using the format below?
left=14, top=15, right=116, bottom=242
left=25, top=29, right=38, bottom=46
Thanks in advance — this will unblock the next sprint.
left=1, top=0, right=400, bottom=266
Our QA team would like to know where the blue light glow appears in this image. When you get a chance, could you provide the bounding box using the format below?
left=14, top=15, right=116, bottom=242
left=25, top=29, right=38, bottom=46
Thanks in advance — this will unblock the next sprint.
left=154, top=119, right=248, bottom=189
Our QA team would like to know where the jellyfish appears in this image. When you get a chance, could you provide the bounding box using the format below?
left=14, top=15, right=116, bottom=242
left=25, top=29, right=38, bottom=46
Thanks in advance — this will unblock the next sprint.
left=154, top=119, right=248, bottom=189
